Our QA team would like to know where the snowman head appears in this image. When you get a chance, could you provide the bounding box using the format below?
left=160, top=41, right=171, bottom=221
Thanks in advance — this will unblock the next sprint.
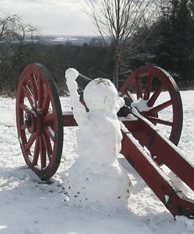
left=84, top=78, right=124, bottom=112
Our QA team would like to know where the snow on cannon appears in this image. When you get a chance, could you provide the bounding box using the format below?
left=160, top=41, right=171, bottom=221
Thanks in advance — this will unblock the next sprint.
left=16, top=63, right=194, bottom=219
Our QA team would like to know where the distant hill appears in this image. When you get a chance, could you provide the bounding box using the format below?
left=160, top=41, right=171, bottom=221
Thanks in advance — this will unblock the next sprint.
left=6, top=35, right=110, bottom=45
left=37, top=35, right=110, bottom=45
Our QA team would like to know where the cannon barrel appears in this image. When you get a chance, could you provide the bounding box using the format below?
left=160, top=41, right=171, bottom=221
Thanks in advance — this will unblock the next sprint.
left=76, top=74, right=92, bottom=91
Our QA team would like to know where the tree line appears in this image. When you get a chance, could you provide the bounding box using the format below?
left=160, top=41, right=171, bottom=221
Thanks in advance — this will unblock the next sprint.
left=0, top=40, right=114, bottom=96
left=121, top=0, right=194, bottom=89
left=1, top=0, right=194, bottom=96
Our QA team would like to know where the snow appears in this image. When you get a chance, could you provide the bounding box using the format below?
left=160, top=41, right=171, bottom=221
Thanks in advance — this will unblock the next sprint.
left=131, top=98, right=150, bottom=112
left=0, top=90, right=194, bottom=233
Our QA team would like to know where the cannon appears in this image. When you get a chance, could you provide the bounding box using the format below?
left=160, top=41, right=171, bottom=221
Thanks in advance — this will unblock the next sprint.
left=16, top=63, right=194, bottom=219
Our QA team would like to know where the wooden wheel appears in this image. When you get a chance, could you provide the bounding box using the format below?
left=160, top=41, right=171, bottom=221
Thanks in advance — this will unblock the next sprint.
left=16, top=64, right=63, bottom=180
left=120, top=66, right=183, bottom=146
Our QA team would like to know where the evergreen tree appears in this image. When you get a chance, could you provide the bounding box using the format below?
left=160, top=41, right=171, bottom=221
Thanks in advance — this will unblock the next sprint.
left=127, top=0, right=194, bottom=86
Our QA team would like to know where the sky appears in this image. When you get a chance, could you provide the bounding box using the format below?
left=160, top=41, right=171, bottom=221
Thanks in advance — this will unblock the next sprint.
left=0, top=0, right=96, bottom=36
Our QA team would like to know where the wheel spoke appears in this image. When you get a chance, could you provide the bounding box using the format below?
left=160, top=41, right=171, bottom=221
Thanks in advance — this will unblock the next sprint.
left=126, top=91, right=135, bottom=103
left=21, top=124, right=28, bottom=130
left=147, top=116, right=173, bottom=126
left=20, top=103, right=30, bottom=112
left=44, top=113, right=55, bottom=124
left=38, top=75, right=44, bottom=108
left=149, top=100, right=172, bottom=115
left=42, top=132, right=53, bottom=160
left=30, top=74, right=38, bottom=103
left=40, top=136, right=46, bottom=169
left=32, top=136, right=40, bottom=166
left=25, top=133, right=36, bottom=152
left=44, top=126, right=55, bottom=142
left=23, top=85, right=34, bottom=107
left=144, top=74, right=153, bottom=100
left=42, top=90, right=50, bottom=116
left=147, top=82, right=165, bottom=107
left=136, top=77, right=142, bottom=99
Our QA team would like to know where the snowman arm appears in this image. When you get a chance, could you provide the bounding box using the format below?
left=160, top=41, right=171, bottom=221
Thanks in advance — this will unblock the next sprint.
left=65, top=68, right=88, bottom=125
left=69, top=90, right=88, bottom=126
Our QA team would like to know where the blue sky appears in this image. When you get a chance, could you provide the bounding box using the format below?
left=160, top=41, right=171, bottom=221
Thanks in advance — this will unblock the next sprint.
left=0, top=0, right=96, bottom=36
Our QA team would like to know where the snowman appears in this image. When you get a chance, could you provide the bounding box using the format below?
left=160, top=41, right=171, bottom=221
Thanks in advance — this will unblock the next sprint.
left=64, top=68, right=130, bottom=212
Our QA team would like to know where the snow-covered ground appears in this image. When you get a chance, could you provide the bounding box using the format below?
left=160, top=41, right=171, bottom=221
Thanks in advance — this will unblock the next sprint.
left=0, top=91, right=194, bottom=234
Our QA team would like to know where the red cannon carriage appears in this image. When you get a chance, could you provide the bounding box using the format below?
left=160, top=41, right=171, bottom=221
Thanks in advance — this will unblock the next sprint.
left=16, top=63, right=194, bottom=219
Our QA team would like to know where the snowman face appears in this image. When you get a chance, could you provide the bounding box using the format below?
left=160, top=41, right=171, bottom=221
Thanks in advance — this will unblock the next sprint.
left=84, top=78, right=119, bottom=112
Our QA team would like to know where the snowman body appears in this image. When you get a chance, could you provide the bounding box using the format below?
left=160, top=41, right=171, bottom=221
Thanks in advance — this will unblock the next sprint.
left=64, top=69, right=130, bottom=210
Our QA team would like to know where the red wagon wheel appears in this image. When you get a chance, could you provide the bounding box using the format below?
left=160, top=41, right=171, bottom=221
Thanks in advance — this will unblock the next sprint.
left=120, top=66, right=183, bottom=146
left=16, top=64, right=63, bottom=180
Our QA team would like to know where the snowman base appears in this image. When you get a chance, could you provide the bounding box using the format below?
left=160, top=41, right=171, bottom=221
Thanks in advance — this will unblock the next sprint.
left=63, top=158, right=130, bottom=212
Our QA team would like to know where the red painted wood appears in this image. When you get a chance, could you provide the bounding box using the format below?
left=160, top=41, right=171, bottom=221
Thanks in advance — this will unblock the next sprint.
left=62, top=113, right=78, bottom=127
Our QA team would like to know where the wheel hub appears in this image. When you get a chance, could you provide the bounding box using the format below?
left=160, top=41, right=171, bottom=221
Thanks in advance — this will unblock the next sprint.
left=25, top=108, right=43, bottom=134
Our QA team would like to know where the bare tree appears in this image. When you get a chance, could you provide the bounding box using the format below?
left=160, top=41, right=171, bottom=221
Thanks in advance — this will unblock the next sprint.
left=85, top=0, right=157, bottom=89
left=154, top=0, right=173, bottom=18
left=0, top=15, right=39, bottom=44
left=0, top=15, right=40, bottom=91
